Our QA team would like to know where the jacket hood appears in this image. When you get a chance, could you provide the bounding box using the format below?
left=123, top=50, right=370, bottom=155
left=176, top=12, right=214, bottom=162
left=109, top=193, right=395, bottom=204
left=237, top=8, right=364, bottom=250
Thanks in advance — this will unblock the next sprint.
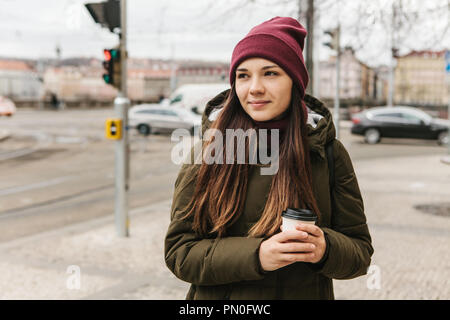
left=200, top=89, right=336, bottom=159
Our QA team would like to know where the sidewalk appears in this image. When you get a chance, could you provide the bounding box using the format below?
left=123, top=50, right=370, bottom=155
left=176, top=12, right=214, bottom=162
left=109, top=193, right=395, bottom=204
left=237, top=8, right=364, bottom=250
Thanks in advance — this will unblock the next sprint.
left=0, top=200, right=189, bottom=299
left=0, top=153, right=449, bottom=299
left=0, top=130, right=10, bottom=142
left=441, top=155, right=450, bottom=165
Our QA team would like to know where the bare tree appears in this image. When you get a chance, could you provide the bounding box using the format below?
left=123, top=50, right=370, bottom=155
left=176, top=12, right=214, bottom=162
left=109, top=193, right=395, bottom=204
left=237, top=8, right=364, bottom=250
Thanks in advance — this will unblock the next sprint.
left=315, top=0, right=449, bottom=60
left=338, top=0, right=450, bottom=106
left=155, top=0, right=449, bottom=99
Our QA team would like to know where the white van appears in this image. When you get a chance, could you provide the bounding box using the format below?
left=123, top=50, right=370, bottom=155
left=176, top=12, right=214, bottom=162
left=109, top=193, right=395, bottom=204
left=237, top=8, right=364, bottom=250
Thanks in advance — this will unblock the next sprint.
left=168, top=83, right=230, bottom=115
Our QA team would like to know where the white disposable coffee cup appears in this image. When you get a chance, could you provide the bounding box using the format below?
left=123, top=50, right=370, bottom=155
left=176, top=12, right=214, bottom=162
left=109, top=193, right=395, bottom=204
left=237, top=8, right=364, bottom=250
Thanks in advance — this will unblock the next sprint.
left=281, top=208, right=317, bottom=231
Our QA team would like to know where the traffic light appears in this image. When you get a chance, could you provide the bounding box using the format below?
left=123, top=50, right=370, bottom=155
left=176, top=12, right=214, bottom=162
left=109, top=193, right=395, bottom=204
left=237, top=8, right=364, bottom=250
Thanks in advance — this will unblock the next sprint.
left=102, top=48, right=121, bottom=89
left=85, top=0, right=120, bottom=33
left=323, top=28, right=339, bottom=52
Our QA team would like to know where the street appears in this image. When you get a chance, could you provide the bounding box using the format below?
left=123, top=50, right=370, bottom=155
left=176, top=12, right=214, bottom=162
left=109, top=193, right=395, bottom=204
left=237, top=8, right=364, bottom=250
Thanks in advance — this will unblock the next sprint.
left=0, top=109, right=181, bottom=241
left=0, top=108, right=449, bottom=299
left=0, top=0, right=449, bottom=303
left=0, top=108, right=446, bottom=241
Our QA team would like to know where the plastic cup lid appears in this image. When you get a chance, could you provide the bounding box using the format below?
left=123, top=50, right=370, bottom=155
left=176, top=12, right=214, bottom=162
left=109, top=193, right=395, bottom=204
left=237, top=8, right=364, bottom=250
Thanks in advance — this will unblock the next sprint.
left=281, top=208, right=317, bottom=221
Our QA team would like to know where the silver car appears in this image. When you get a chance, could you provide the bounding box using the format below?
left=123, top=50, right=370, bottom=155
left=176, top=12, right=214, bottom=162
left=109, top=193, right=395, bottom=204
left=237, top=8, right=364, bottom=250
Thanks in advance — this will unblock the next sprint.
left=128, top=104, right=202, bottom=136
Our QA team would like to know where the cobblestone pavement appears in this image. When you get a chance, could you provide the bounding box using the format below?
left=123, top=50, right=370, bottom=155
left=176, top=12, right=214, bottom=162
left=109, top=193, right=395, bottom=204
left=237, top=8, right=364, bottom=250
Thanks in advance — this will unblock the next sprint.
left=333, top=154, right=450, bottom=299
left=0, top=153, right=449, bottom=299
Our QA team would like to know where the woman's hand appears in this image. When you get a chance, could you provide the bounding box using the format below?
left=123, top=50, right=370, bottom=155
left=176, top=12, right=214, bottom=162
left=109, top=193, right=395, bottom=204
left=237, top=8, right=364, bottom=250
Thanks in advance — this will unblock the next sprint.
left=292, top=224, right=327, bottom=264
left=259, top=228, right=313, bottom=272
left=258, top=224, right=327, bottom=272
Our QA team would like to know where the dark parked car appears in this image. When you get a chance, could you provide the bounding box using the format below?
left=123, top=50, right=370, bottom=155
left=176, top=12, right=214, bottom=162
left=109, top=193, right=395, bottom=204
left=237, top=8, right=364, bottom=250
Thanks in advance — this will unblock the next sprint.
left=351, top=106, right=449, bottom=145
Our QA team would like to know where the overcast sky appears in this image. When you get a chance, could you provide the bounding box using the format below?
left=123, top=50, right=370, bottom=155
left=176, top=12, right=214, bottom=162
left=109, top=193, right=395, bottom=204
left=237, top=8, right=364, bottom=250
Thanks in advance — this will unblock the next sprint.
left=0, top=0, right=448, bottom=67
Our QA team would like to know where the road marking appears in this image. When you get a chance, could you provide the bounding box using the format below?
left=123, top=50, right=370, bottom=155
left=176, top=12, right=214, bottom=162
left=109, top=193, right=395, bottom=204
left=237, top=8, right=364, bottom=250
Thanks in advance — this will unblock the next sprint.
left=409, top=182, right=426, bottom=189
left=0, top=199, right=172, bottom=251
left=0, top=183, right=114, bottom=219
left=0, top=148, right=37, bottom=161
left=0, top=176, right=74, bottom=197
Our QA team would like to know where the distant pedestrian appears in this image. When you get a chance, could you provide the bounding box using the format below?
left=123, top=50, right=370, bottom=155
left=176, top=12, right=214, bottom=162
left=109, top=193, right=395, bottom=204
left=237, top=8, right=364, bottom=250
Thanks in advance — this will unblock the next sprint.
left=50, top=93, right=59, bottom=110
left=165, top=16, right=373, bottom=299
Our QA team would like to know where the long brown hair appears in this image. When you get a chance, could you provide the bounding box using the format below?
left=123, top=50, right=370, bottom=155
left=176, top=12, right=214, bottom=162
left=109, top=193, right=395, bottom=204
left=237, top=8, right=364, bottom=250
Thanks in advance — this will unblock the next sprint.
left=181, top=85, right=321, bottom=238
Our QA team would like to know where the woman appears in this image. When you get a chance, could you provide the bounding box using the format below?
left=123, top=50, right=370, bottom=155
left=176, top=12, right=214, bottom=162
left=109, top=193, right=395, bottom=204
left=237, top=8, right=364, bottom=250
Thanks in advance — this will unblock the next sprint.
left=165, top=16, right=373, bottom=300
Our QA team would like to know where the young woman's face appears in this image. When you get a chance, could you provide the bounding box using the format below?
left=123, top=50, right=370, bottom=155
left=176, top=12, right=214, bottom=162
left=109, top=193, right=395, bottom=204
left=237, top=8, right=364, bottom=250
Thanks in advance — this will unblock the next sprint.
left=235, top=57, right=293, bottom=122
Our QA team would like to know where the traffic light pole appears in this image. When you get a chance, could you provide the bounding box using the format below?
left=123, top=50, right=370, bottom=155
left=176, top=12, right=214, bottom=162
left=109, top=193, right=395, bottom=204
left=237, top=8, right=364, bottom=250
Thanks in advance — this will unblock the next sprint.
left=114, top=0, right=129, bottom=237
left=333, top=25, right=341, bottom=140
left=85, top=0, right=130, bottom=237
left=447, top=72, right=450, bottom=156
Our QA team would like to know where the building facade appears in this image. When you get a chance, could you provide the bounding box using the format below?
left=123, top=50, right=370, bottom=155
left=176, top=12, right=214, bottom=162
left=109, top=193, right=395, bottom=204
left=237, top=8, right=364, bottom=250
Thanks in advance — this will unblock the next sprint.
left=0, top=59, right=43, bottom=101
left=395, top=50, right=448, bottom=107
left=43, top=60, right=117, bottom=104
left=319, top=47, right=377, bottom=103
left=373, top=65, right=390, bottom=103
left=43, top=59, right=173, bottom=104
left=1, top=57, right=232, bottom=106
left=127, top=58, right=172, bottom=102
left=175, top=60, right=229, bottom=89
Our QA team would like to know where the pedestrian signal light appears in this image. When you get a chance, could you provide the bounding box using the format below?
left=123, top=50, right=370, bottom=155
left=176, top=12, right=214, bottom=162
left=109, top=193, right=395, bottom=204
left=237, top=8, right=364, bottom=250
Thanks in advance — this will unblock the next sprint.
left=105, top=118, right=122, bottom=140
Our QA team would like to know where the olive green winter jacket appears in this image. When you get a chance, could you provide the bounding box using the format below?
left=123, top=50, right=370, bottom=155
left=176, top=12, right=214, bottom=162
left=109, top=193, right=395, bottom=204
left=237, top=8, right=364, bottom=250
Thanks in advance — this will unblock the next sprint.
left=164, top=90, right=374, bottom=300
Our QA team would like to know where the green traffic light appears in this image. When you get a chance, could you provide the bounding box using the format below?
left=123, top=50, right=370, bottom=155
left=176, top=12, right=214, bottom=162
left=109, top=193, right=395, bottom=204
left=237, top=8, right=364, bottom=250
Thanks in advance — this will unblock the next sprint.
left=110, top=49, right=119, bottom=59
left=103, top=74, right=112, bottom=84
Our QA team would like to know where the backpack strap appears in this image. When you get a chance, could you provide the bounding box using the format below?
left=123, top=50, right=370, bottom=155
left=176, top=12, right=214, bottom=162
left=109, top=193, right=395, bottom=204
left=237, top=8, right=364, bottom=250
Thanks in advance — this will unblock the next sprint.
left=325, top=139, right=335, bottom=202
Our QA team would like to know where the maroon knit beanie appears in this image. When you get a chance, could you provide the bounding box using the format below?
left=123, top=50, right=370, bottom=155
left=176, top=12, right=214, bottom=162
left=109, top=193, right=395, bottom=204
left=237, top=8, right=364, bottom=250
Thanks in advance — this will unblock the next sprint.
left=229, top=16, right=309, bottom=98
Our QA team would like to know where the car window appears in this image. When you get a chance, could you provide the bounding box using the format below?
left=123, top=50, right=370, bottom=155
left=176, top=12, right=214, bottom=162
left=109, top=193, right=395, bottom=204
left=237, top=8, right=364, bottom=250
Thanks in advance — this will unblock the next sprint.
left=373, top=113, right=403, bottom=118
left=372, top=112, right=404, bottom=122
left=170, top=94, right=183, bottom=104
left=401, top=110, right=431, bottom=124
left=136, top=109, right=156, bottom=114
left=401, top=113, right=423, bottom=124
left=159, top=110, right=177, bottom=116
left=154, top=109, right=173, bottom=115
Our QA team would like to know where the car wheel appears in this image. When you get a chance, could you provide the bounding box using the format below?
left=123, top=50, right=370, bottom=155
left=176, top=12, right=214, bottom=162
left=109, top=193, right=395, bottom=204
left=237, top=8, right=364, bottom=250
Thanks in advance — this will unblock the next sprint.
left=437, top=131, right=449, bottom=146
left=137, top=124, right=151, bottom=136
left=364, top=128, right=381, bottom=144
